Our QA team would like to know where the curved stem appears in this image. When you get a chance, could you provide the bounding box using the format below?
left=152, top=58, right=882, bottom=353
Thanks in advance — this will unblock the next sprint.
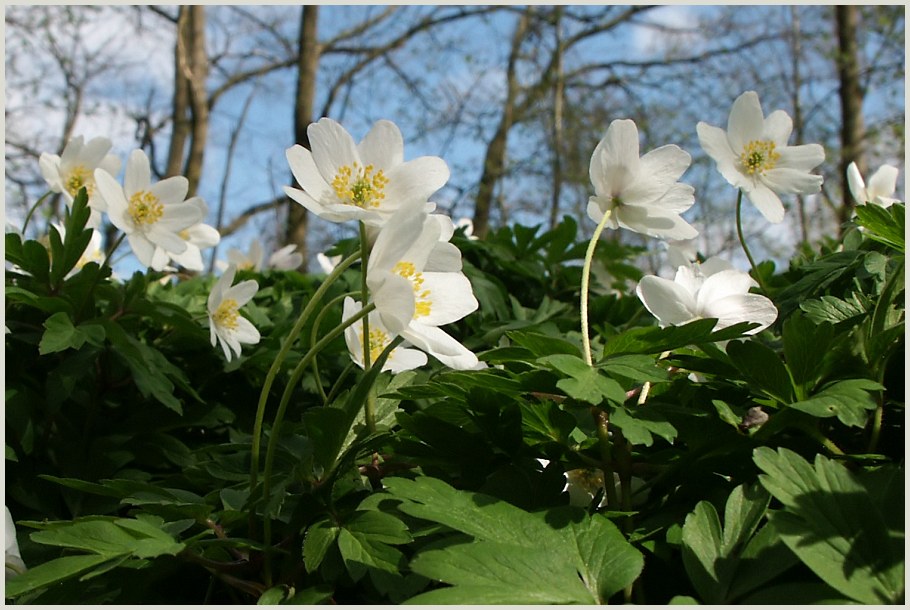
left=735, top=190, right=769, bottom=295
left=594, top=409, right=620, bottom=509
left=20, top=191, right=52, bottom=236
left=309, top=291, right=359, bottom=403
left=260, top=302, right=376, bottom=579
left=581, top=208, right=614, bottom=366
left=248, top=250, right=361, bottom=503
left=358, top=222, right=379, bottom=433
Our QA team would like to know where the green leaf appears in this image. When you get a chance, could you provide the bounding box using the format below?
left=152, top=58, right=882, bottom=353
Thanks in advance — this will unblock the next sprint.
left=104, top=321, right=183, bottom=414
left=4, top=554, right=112, bottom=598
left=854, top=201, right=904, bottom=253
left=337, top=528, right=405, bottom=580
left=569, top=512, right=645, bottom=602
left=258, top=585, right=289, bottom=605
left=601, top=319, right=758, bottom=357
left=507, top=329, right=581, bottom=358
left=726, top=340, right=795, bottom=403
left=39, top=312, right=85, bottom=354
left=599, top=354, right=669, bottom=382
left=609, top=405, right=676, bottom=446
left=538, top=354, right=625, bottom=405
left=800, top=293, right=869, bottom=324
left=788, top=379, right=882, bottom=427
left=304, top=518, right=340, bottom=573
left=681, top=483, right=772, bottom=604
left=406, top=541, right=594, bottom=604
left=781, top=313, right=833, bottom=395
left=754, top=447, right=903, bottom=604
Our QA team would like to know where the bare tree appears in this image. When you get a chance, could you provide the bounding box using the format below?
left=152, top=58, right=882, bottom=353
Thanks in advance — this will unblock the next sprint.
left=835, top=4, right=866, bottom=228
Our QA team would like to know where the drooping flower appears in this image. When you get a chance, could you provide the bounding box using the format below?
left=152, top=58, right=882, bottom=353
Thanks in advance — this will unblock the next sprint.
left=636, top=261, right=777, bottom=334
left=207, top=265, right=260, bottom=362
left=587, top=119, right=698, bottom=240
left=366, top=207, right=479, bottom=369
left=94, top=150, right=204, bottom=269
left=697, top=91, right=825, bottom=223
left=39, top=135, right=121, bottom=227
left=6, top=506, right=26, bottom=579
left=285, top=118, right=449, bottom=227
left=846, top=161, right=901, bottom=208
left=342, top=297, right=428, bottom=373
left=455, top=217, right=479, bottom=240
left=151, top=198, right=220, bottom=272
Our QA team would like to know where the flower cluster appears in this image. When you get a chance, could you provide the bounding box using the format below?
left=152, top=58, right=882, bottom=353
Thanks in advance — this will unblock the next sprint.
left=286, top=118, right=479, bottom=372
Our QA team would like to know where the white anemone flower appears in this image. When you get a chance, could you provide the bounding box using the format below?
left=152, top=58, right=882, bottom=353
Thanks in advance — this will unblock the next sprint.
left=342, top=297, right=428, bottom=373
left=317, top=252, right=342, bottom=274
left=151, top=198, right=220, bottom=272
left=587, top=119, right=697, bottom=240
left=268, top=244, right=304, bottom=270
left=39, top=135, right=121, bottom=227
left=846, top=162, right=901, bottom=208
left=636, top=263, right=777, bottom=334
left=51, top=224, right=106, bottom=279
left=6, top=506, right=26, bottom=579
left=207, top=265, right=260, bottom=362
left=94, top=150, right=204, bottom=270
left=366, top=208, right=479, bottom=370
left=285, top=118, right=449, bottom=227
left=697, top=91, right=825, bottom=223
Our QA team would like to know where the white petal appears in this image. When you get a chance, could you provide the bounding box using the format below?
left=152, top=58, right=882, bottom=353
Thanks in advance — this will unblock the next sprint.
left=846, top=162, right=866, bottom=204
left=39, top=153, right=63, bottom=190
left=416, top=272, right=478, bottom=326
left=635, top=276, right=697, bottom=327
left=762, top=110, right=793, bottom=146
left=777, top=144, right=825, bottom=172
left=146, top=227, right=189, bottom=253
left=615, top=206, right=698, bottom=240
left=93, top=169, right=131, bottom=231
left=649, top=183, right=696, bottom=214
left=702, top=293, right=778, bottom=334
left=695, top=269, right=756, bottom=314
left=368, top=208, right=431, bottom=274
left=401, top=323, right=478, bottom=370
left=159, top=202, right=205, bottom=230
left=425, top=241, right=463, bottom=272
left=124, top=149, right=152, bottom=194
left=382, top=156, right=450, bottom=210
left=127, top=233, right=156, bottom=267
left=621, top=144, right=691, bottom=205
left=99, top=154, right=122, bottom=177
left=384, top=345, right=429, bottom=373
left=762, top=168, right=823, bottom=196
left=867, top=165, right=899, bottom=200
left=150, top=176, right=190, bottom=205
left=59, top=136, right=85, bottom=167
left=594, top=119, right=641, bottom=197
left=743, top=184, right=786, bottom=223
left=699, top=256, right=735, bottom=276
left=673, top=265, right=704, bottom=295
left=233, top=317, right=260, bottom=344
left=286, top=145, right=334, bottom=202
left=308, top=118, right=360, bottom=184
left=186, top=223, right=221, bottom=248
left=587, top=197, right=620, bottom=228
left=209, top=266, right=236, bottom=311
left=370, top=271, right=417, bottom=335
left=224, top=279, right=259, bottom=307
left=358, top=119, right=404, bottom=170
left=697, top=122, right=745, bottom=188
left=169, top=244, right=205, bottom=270
left=726, top=91, right=764, bottom=153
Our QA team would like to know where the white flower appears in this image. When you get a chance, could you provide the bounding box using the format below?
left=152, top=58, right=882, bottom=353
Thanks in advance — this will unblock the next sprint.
left=846, top=162, right=901, bottom=208
left=6, top=506, right=26, bottom=579
left=697, top=91, right=825, bottom=223
left=207, top=265, right=260, bottom=362
left=587, top=119, right=698, bottom=240
left=285, top=118, right=449, bottom=227
left=94, top=150, right=204, bottom=270
left=342, top=297, right=428, bottom=373
left=151, top=198, right=220, bottom=271
left=268, top=244, right=303, bottom=270
left=455, top=217, right=479, bottom=240
left=39, top=135, right=121, bottom=227
left=366, top=208, right=479, bottom=370
left=316, top=252, right=342, bottom=274
left=636, top=263, right=777, bottom=334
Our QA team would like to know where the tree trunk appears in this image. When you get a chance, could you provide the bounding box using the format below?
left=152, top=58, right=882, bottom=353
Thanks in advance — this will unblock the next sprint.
left=165, top=6, right=191, bottom=178
left=286, top=5, right=320, bottom=268
left=835, top=4, right=865, bottom=229
left=548, top=6, right=565, bottom=230
left=472, top=9, right=532, bottom=239
left=183, top=6, right=209, bottom=196
left=789, top=6, right=808, bottom=244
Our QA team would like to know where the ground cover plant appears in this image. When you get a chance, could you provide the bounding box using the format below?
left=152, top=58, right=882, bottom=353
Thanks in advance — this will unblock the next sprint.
left=5, top=91, right=904, bottom=604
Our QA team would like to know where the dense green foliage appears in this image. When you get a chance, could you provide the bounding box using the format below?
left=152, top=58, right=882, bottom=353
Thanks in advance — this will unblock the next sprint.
left=5, top=191, right=904, bottom=604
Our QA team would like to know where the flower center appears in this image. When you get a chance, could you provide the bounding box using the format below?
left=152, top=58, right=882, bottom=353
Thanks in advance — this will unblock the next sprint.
left=331, top=163, right=388, bottom=208
left=393, top=261, right=432, bottom=318
left=65, top=165, right=93, bottom=198
left=740, top=140, right=780, bottom=175
left=213, top=298, right=240, bottom=330
left=128, top=190, right=164, bottom=226
left=367, top=327, right=391, bottom=363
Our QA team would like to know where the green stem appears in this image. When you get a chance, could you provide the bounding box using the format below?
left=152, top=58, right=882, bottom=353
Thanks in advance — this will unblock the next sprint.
left=309, top=291, right=360, bottom=403
left=260, top=301, right=376, bottom=584
left=867, top=397, right=884, bottom=454
left=248, top=251, right=361, bottom=504
left=358, top=222, right=378, bottom=433
left=581, top=208, right=614, bottom=366
left=20, top=191, right=52, bottom=236
left=735, top=190, right=769, bottom=295
left=594, top=409, right=620, bottom=509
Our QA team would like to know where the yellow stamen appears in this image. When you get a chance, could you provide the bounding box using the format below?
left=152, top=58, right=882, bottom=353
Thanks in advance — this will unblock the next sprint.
left=128, top=190, right=164, bottom=226
left=65, top=165, right=93, bottom=198
left=740, top=140, right=780, bottom=175
left=213, top=298, right=240, bottom=330
left=331, top=163, right=388, bottom=208
left=367, top=327, right=391, bottom=363
left=393, top=261, right=433, bottom=319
